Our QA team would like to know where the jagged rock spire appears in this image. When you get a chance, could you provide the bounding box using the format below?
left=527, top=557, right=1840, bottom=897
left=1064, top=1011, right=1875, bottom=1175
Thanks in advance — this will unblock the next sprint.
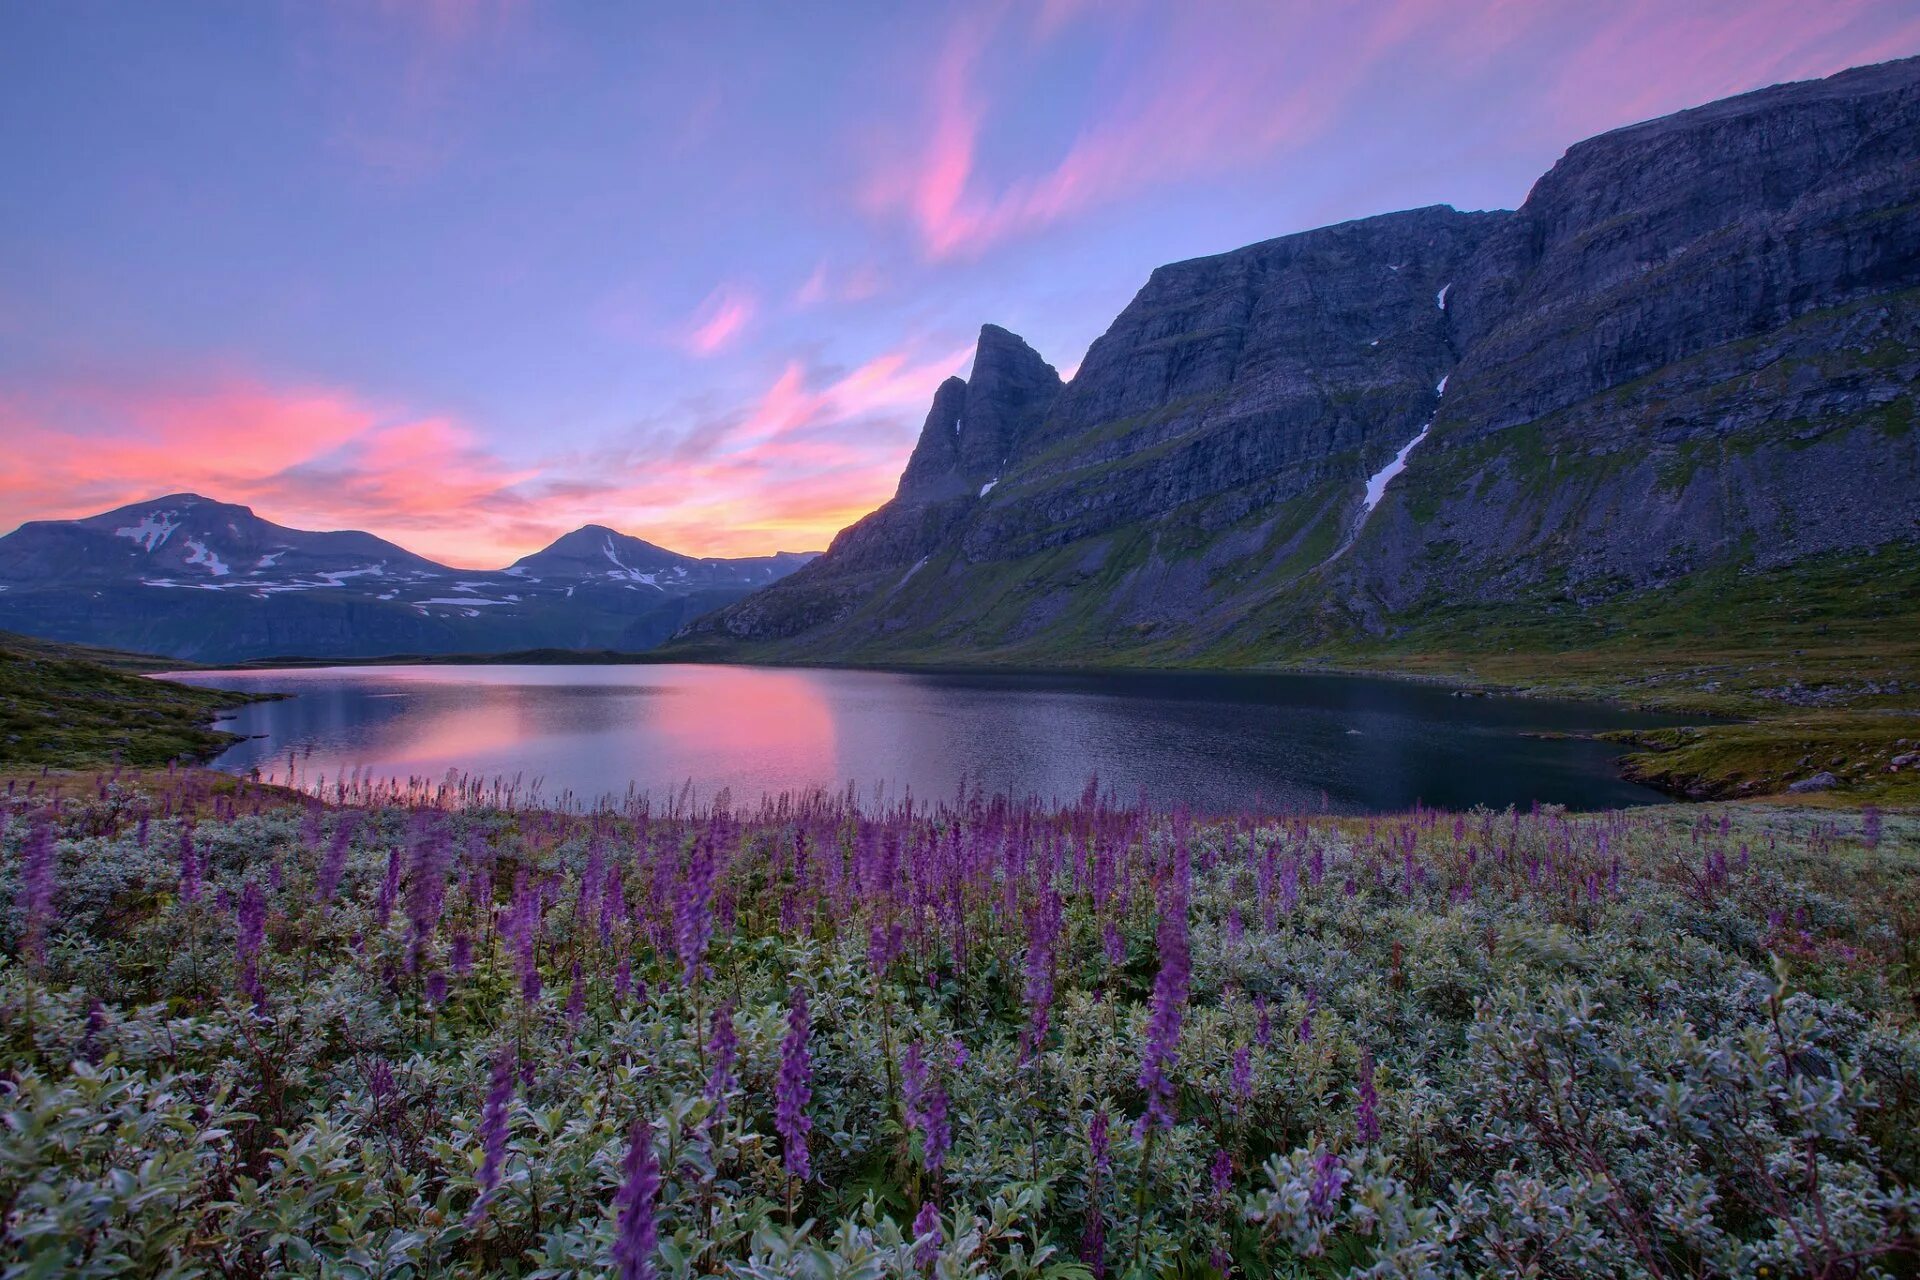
left=895, top=325, right=1060, bottom=502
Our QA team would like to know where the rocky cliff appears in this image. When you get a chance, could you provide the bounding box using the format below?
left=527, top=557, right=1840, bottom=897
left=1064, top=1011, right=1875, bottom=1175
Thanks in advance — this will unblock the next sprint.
left=683, top=57, right=1920, bottom=666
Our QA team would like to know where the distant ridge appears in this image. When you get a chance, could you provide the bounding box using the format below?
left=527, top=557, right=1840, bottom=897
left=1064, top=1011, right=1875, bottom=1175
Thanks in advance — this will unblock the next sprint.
left=0, top=495, right=819, bottom=662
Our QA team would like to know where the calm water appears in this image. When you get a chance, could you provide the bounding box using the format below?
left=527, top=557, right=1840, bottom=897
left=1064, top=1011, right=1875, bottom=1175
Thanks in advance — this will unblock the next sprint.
left=163, top=663, right=1688, bottom=813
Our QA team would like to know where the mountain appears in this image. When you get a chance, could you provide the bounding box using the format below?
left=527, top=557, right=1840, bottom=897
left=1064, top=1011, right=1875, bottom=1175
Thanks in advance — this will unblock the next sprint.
left=681, top=57, right=1920, bottom=684
left=0, top=494, right=818, bottom=662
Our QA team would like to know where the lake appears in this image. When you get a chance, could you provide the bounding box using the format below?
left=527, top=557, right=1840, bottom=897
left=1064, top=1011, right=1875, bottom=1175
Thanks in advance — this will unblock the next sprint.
left=162, top=662, right=1690, bottom=813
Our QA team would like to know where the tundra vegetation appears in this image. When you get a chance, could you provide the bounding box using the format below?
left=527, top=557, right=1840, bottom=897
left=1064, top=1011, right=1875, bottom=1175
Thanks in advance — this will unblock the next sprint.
left=2, top=768, right=1917, bottom=1278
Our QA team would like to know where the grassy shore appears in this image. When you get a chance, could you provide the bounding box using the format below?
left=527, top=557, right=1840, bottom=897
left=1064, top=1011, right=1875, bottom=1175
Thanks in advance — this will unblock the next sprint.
left=1271, top=551, right=1920, bottom=804
left=0, top=630, right=264, bottom=768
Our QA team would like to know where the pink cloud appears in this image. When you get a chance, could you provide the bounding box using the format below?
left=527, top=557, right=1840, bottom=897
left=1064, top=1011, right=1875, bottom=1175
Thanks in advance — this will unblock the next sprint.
left=793, top=261, right=886, bottom=309
left=0, top=333, right=974, bottom=566
left=863, top=6, right=1382, bottom=258
left=685, top=283, right=760, bottom=355
left=864, top=0, right=1916, bottom=259
left=0, top=377, right=540, bottom=567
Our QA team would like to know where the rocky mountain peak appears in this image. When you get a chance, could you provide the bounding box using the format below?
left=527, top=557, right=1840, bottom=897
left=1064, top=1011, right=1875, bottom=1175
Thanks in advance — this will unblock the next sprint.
left=896, top=326, right=1061, bottom=502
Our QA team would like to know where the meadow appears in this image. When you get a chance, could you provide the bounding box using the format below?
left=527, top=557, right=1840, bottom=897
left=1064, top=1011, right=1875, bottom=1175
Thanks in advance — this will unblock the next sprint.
left=2, top=768, right=1917, bottom=1278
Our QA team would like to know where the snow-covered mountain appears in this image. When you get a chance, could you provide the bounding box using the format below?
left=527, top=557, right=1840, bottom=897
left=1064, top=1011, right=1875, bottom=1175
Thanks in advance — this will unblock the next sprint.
left=0, top=494, right=818, bottom=662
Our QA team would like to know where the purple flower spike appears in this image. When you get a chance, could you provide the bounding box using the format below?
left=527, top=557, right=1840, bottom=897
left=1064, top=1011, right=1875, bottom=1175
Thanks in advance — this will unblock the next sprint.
left=1135, top=876, right=1191, bottom=1137
left=18, top=822, right=55, bottom=966
left=177, top=826, right=202, bottom=904
left=1355, top=1049, right=1380, bottom=1144
left=912, top=1198, right=942, bottom=1270
left=776, top=986, right=814, bottom=1181
left=467, top=1046, right=517, bottom=1226
left=612, top=1116, right=660, bottom=1280
left=235, top=880, right=268, bottom=1010
left=1307, top=1149, right=1347, bottom=1218
left=1209, top=1148, right=1232, bottom=1201
left=675, top=834, right=718, bottom=987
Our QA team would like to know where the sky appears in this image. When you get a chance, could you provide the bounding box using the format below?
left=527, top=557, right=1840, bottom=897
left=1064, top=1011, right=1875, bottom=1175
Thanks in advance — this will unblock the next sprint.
left=3, top=1, right=1916, bottom=567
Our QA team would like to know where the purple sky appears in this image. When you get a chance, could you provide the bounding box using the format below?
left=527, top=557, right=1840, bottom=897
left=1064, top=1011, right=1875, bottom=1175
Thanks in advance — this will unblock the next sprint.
left=3, top=0, right=1915, bottom=565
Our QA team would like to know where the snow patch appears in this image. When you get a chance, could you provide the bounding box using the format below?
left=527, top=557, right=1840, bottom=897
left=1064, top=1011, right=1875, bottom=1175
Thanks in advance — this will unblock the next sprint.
left=978, top=478, right=999, bottom=497
left=1358, top=420, right=1434, bottom=518
left=1435, top=374, right=1449, bottom=396
left=1436, top=283, right=1452, bottom=310
left=256, top=550, right=287, bottom=569
left=114, top=512, right=181, bottom=552
left=416, top=596, right=513, bottom=607
left=182, top=538, right=230, bottom=576
left=316, top=565, right=386, bottom=587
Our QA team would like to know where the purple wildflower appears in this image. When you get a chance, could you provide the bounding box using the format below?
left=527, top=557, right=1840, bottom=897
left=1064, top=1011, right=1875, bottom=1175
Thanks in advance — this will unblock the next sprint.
left=425, top=969, right=448, bottom=1007
left=1021, top=888, right=1060, bottom=1062
left=450, top=932, right=474, bottom=977
left=1136, top=875, right=1191, bottom=1137
left=1082, top=1109, right=1111, bottom=1275
left=1862, top=805, right=1882, bottom=850
left=403, top=818, right=451, bottom=966
left=373, top=845, right=401, bottom=930
left=912, top=1198, right=942, bottom=1271
left=178, top=826, right=201, bottom=904
left=611, top=1116, right=661, bottom=1280
left=235, top=880, right=268, bottom=1010
left=467, top=1046, right=517, bottom=1226
left=776, top=986, right=814, bottom=1181
left=566, top=960, right=587, bottom=1031
left=675, top=834, right=718, bottom=987
left=1210, top=1148, right=1233, bottom=1202
left=18, top=821, right=55, bottom=967
left=311, top=817, right=353, bottom=905
left=1230, top=1046, right=1253, bottom=1107
left=507, top=870, right=541, bottom=1005
left=1306, top=1150, right=1347, bottom=1218
left=902, top=1039, right=951, bottom=1172
left=1088, top=1107, right=1111, bottom=1174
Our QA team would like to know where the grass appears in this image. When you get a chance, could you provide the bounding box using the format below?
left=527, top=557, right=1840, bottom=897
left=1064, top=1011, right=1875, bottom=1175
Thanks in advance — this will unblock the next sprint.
left=0, top=629, right=262, bottom=768
left=1604, top=712, right=1920, bottom=803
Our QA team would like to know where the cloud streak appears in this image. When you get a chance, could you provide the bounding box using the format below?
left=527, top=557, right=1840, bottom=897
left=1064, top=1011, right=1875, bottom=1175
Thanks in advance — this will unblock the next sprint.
left=685, top=284, right=761, bottom=356
left=861, top=0, right=1916, bottom=258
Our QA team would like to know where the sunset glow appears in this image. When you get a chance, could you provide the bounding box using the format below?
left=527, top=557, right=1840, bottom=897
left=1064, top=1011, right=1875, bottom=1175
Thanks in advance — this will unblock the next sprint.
left=4, top=1, right=1915, bottom=562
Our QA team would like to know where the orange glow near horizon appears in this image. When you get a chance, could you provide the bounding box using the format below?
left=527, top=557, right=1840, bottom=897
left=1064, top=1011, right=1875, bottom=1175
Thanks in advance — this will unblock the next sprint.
left=0, top=343, right=967, bottom=567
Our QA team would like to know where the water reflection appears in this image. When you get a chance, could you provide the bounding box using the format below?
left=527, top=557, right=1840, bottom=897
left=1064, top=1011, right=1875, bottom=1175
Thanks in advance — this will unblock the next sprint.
left=166, top=663, right=1690, bottom=813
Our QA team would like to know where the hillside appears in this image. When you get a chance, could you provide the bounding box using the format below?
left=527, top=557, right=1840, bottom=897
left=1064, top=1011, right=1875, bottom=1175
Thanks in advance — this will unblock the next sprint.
left=0, top=630, right=254, bottom=767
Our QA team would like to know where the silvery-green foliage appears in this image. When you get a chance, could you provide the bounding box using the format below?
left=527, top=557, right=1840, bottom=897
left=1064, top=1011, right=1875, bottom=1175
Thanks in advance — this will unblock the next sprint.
left=1, top=787, right=1916, bottom=1277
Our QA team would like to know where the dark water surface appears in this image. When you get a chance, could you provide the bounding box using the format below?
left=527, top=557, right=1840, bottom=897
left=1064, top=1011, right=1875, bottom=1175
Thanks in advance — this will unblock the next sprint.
left=165, top=663, right=1689, bottom=813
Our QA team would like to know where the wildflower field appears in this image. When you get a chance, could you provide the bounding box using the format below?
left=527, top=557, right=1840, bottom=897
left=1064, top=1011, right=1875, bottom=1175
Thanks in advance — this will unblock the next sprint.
left=2, top=770, right=1917, bottom=1278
